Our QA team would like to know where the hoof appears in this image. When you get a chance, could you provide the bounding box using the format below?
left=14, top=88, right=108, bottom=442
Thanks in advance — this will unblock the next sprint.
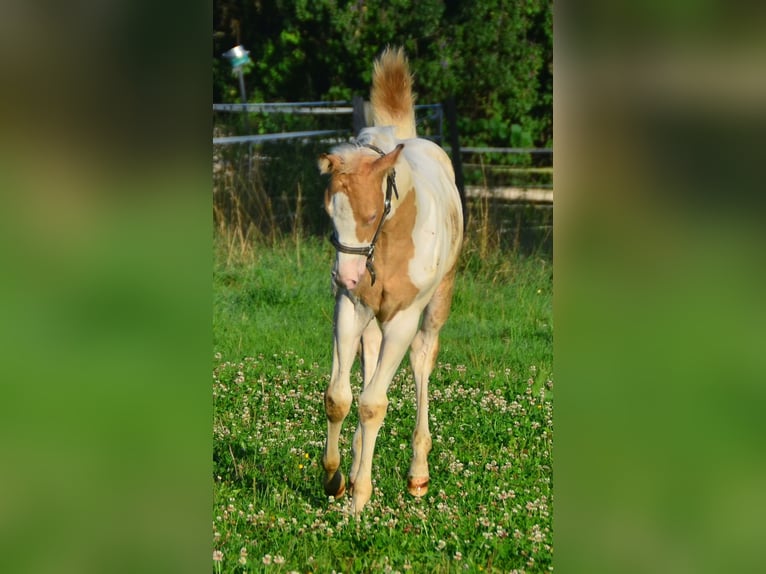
left=324, top=469, right=346, bottom=498
left=351, top=490, right=372, bottom=515
left=407, top=477, right=429, bottom=497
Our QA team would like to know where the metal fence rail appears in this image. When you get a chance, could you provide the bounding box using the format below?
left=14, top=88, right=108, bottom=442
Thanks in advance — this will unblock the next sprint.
left=213, top=130, right=348, bottom=145
left=213, top=101, right=442, bottom=115
left=213, top=101, right=445, bottom=146
left=459, top=147, right=552, bottom=155
left=213, top=102, right=353, bottom=114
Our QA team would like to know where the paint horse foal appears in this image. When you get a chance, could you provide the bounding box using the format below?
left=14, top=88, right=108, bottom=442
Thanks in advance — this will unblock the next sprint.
left=318, top=48, right=463, bottom=514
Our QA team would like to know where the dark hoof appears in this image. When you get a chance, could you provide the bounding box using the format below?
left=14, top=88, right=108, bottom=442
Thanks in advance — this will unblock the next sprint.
left=324, top=469, right=345, bottom=498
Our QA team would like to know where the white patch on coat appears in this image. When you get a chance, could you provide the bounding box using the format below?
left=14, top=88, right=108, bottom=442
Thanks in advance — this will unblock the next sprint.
left=330, top=191, right=370, bottom=286
left=400, top=139, right=463, bottom=290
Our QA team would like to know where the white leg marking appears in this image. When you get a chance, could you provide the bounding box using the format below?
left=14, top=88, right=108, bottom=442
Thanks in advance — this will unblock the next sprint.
left=323, top=294, right=373, bottom=497
left=351, top=307, right=422, bottom=514
left=350, top=319, right=383, bottom=489
left=407, top=329, right=438, bottom=496
left=407, top=272, right=455, bottom=497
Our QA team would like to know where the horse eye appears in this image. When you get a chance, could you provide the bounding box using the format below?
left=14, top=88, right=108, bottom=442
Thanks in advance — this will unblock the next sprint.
left=366, top=213, right=377, bottom=225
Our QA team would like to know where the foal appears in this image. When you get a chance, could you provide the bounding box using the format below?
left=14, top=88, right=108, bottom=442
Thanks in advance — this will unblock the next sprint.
left=318, top=47, right=463, bottom=514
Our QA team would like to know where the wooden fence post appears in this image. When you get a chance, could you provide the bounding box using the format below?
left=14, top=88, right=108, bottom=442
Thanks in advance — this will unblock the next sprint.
left=443, top=97, right=466, bottom=227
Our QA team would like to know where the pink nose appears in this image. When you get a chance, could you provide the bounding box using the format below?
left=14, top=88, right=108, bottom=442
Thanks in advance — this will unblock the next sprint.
left=334, top=258, right=366, bottom=290
left=332, top=257, right=365, bottom=291
left=334, top=272, right=359, bottom=290
left=342, top=276, right=358, bottom=290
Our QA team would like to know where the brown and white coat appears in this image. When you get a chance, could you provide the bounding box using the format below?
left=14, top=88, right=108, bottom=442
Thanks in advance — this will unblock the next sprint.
left=318, top=48, right=463, bottom=514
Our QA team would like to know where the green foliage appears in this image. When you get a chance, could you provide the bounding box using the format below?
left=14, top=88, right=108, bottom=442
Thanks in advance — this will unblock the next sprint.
left=213, top=0, right=553, bottom=147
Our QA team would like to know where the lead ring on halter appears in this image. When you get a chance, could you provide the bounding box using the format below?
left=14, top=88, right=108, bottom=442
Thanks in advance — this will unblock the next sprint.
left=329, top=143, right=399, bottom=286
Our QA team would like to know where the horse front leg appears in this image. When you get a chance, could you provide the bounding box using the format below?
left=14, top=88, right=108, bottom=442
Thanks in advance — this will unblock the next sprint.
left=351, top=307, right=422, bottom=514
left=322, top=294, right=372, bottom=498
left=349, top=318, right=382, bottom=494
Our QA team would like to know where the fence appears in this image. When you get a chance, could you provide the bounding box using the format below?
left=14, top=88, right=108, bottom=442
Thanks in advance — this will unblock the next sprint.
left=213, top=100, right=551, bottom=199
left=213, top=100, right=444, bottom=144
left=212, top=100, right=552, bottom=253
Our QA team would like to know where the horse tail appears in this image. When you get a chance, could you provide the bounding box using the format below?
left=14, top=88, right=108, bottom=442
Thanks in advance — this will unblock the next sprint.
left=371, top=46, right=417, bottom=139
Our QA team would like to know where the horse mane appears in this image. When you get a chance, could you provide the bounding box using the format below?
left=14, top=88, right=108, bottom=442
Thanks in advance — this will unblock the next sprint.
left=327, top=127, right=400, bottom=174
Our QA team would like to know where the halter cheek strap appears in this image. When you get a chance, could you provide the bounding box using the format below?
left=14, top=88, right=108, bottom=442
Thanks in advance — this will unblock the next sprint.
left=329, top=144, right=399, bottom=286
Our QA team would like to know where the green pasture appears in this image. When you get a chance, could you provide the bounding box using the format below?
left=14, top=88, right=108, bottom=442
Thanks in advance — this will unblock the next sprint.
left=213, top=236, right=553, bottom=573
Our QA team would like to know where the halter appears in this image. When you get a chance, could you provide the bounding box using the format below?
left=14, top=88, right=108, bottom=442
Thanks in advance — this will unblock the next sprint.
left=329, top=144, right=399, bottom=286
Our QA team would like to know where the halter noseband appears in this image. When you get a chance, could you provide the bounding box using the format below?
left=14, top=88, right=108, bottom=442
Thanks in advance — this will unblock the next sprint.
left=329, top=144, right=399, bottom=286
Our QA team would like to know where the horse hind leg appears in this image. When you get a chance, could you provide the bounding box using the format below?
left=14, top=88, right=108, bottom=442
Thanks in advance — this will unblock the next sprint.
left=407, top=330, right=436, bottom=497
left=407, top=268, right=457, bottom=497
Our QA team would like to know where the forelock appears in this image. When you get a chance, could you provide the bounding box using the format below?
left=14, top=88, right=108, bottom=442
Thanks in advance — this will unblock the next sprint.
left=326, top=142, right=380, bottom=174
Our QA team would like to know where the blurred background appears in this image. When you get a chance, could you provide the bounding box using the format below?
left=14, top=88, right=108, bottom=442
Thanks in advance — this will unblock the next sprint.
left=1, top=1, right=765, bottom=573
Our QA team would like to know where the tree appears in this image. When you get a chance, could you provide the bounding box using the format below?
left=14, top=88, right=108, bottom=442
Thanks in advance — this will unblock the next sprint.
left=213, top=0, right=552, bottom=147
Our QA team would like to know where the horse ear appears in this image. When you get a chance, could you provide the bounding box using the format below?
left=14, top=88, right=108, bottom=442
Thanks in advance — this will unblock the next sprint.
left=318, top=154, right=342, bottom=174
left=373, top=143, right=404, bottom=173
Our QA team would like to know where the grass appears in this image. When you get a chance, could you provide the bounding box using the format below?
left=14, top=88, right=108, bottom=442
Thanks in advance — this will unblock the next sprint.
left=213, top=235, right=553, bottom=573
